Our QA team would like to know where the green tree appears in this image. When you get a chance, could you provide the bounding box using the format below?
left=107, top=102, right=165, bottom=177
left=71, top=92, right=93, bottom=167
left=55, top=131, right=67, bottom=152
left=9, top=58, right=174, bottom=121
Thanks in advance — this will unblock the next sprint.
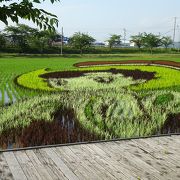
left=0, top=0, right=59, bottom=31
left=161, top=36, right=173, bottom=49
left=69, top=32, right=95, bottom=54
left=107, top=34, right=121, bottom=48
left=4, top=24, right=38, bottom=51
left=29, top=30, right=60, bottom=52
left=0, top=32, right=6, bottom=49
left=130, top=33, right=143, bottom=50
left=142, top=33, right=162, bottom=53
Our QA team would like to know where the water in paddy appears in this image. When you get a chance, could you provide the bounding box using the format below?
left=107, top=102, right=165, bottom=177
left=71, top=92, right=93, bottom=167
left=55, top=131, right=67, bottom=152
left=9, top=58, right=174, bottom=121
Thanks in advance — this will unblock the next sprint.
left=0, top=84, right=17, bottom=106
left=7, top=85, right=17, bottom=104
left=0, top=90, right=2, bottom=103
left=0, top=108, right=100, bottom=150
left=4, top=89, right=10, bottom=105
left=0, top=109, right=179, bottom=150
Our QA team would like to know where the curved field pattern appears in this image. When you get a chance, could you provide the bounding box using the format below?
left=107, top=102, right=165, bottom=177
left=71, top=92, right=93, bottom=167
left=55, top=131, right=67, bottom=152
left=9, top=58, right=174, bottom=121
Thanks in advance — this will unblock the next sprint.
left=74, top=60, right=180, bottom=68
left=0, top=60, right=179, bottom=149
left=17, top=61, right=180, bottom=91
left=0, top=90, right=179, bottom=149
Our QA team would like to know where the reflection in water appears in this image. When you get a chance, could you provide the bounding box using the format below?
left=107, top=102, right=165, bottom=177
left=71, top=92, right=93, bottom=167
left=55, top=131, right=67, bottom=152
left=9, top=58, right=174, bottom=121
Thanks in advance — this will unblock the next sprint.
left=0, top=108, right=100, bottom=150
left=161, top=113, right=180, bottom=134
left=0, top=84, right=18, bottom=106
left=7, top=84, right=17, bottom=103
left=0, top=90, right=2, bottom=103
left=4, top=89, right=10, bottom=105
left=0, top=107, right=179, bottom=150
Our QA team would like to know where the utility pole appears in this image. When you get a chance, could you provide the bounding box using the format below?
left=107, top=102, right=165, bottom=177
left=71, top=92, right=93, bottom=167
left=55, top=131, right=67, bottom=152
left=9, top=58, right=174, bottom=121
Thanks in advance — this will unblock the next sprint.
left=123, top=28, right=126, bottom=45
left=177, top=25, right=180, bottom=52
left=61, top=27, right=64, bottom=55
left=173, top=17, right=177, bottom=48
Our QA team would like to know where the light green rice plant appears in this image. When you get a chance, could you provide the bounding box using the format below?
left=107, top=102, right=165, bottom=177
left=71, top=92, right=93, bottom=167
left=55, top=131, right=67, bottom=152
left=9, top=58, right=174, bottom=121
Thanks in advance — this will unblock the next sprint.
left=0, top=89, right=179, bottom=138
left=16, top=65, right=180, bottom=92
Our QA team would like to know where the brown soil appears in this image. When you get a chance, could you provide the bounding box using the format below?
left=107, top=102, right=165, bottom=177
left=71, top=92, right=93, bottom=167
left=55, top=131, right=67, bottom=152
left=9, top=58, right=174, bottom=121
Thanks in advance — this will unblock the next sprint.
left=0, top=108, right=100, bottom=149
left=0, top=109, right=179, bottom=149
left=74, top=60, right=180, bottom=68
left=40, top=68, right=156, bottom=81
left=160, top=113, right=180, bottom=134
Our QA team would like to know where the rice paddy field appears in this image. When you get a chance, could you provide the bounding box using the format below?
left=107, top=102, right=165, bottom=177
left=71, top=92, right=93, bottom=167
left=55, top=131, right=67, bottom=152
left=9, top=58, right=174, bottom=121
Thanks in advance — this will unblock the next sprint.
left=0, top=53, right=180, bottom=150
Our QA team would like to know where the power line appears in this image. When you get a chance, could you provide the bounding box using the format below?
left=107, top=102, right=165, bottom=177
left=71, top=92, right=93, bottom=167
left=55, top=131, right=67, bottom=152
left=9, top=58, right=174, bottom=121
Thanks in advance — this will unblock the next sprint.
left=123, top=28, right=126, bottom=43
left=61, top=27, right=64, bottom=55
left=161, top=29, right=174, bottom=36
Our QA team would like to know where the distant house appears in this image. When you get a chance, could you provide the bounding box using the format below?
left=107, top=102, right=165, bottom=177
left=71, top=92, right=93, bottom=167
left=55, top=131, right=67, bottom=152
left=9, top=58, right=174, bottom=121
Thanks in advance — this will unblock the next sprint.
left=168, top=42, right=180, bottom=48
left=119, top=41, right=131, bottom=48
left=52, top=36, right=69, bottom=46
left=130, top=41, right=180, bottom=49
left=130, top=42, right=136, bottom=47
left=104, top=41, right=129, bottom=48
left=112, top=41, right=132, bottom=48
left=93, top=42, right=106, bottom=47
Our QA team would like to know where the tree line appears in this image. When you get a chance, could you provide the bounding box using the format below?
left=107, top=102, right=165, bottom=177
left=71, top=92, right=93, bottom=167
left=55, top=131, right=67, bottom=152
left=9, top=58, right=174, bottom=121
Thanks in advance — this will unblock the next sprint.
left=130, top=33, right=173, bottom=53
left=0, top=24, right=174, bottom=54
left=0, top=0, right=176, bottom=54
left=0, top=24, right=61, bottom=53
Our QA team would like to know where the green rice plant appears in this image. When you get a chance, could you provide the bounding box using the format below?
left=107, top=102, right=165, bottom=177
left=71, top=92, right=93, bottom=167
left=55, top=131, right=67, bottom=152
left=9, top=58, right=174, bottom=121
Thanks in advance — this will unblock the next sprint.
left=0, top=89, right=179, bottom=139
left=17, top=68, right=140, bottom=91
left=0, top=94, right=63, bottom=133
left=16, top=65, right=180, bottom=92
left=154, top=93, right=174, bottom=105
left=81, top=65, right=180, bottom=91
left=141, top=90, right=180, bottom=134
left=1, top=53, right=180, bottom=102
left=17, top=69, right=54, bottom=91
left=50, top=72, right=143, bottom=91
left=0, top=55, right=180, bottom=142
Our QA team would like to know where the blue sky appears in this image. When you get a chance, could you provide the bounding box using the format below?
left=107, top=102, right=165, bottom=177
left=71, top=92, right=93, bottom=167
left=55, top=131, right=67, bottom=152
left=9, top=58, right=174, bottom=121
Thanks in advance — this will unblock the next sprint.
left=1, top=0, right=180, bottom=41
